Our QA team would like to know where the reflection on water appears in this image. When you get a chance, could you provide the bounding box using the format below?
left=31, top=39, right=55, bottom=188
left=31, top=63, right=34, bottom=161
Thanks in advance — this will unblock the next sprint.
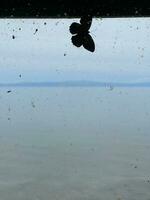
left=0, top=87, right=150, bottom=200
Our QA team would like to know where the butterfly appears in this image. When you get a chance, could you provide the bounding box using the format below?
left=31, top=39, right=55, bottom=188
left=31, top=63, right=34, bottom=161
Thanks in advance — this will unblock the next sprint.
left=69, top=15, right=95, bottom=52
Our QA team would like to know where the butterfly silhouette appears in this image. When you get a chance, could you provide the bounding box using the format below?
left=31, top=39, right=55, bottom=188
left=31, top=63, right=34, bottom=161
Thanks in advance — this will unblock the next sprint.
left=69, top=15, right=95, bottom=52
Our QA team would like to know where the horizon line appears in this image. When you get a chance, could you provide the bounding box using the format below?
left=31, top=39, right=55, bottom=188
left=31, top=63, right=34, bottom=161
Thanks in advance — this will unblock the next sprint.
left=1, top=80, right=150, bottom=87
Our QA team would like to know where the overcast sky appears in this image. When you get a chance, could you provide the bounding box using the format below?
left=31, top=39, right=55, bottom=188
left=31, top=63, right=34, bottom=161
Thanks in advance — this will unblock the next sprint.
left=0, top=18, right=150, bottom=83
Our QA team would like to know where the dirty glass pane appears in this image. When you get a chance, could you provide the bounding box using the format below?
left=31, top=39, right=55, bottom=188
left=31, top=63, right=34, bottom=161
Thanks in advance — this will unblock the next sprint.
left=0, top=18, right=150, bottom=199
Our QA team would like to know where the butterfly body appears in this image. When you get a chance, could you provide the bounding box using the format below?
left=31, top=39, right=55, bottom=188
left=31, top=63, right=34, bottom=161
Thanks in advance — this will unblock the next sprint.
left=69, top=15, right=95, bottom=52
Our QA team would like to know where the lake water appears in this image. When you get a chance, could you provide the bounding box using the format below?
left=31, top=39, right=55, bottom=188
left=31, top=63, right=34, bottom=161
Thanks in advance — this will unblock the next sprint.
left=0, top=87, right=150, bottom=200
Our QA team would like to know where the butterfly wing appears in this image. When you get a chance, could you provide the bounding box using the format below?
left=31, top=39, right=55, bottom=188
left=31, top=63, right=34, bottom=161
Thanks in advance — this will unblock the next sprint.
left=83, top=33, right=95, bottom=52
left=71, top=34, right=83, bottom=47
left=69, top=22, right=81, bottom=34
left=80, top=15, right=92, bottom=32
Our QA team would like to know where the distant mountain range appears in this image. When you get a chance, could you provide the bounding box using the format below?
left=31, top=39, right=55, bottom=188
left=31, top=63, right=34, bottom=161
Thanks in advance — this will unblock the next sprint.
left=0, top=81, right=150, bottom=87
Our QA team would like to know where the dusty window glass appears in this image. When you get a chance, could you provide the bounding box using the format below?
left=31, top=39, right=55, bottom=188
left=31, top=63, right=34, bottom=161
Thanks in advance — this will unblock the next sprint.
left=0, top=18, right=150, bottom=199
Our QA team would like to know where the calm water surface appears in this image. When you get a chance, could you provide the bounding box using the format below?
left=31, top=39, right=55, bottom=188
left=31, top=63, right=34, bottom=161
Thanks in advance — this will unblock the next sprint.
left=0, top=87, right=150, bottom=200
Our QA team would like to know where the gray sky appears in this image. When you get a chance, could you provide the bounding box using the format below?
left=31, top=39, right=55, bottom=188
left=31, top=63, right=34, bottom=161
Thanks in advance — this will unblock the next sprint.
left=0, top=18, right=150, bottom=83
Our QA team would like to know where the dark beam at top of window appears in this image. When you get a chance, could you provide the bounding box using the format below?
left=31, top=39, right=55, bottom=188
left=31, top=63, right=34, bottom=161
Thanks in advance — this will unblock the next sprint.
left=0, top=0, right=149, bottom=18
